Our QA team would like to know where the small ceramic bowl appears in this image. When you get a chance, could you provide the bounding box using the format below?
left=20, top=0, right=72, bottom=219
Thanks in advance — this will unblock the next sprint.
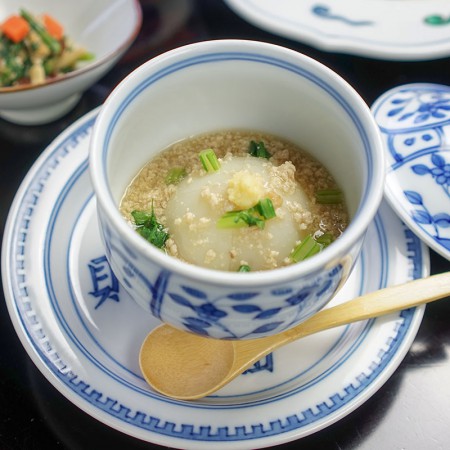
left=0, top=0, right=142, bottom=125
left=89, top=39, right=385, bottom=340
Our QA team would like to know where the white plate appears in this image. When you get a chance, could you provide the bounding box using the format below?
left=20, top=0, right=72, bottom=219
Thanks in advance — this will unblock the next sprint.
left=372, top=83, right=450, bottom=261
left=1, top=108, right=429, bottom=449
left=223, top=0, right=450, bottom=61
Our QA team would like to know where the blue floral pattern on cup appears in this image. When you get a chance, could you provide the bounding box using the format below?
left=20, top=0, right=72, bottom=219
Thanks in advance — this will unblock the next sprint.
left=163, top=268, right=341, bottom=339
left=372, top=83, right=450, bottom=260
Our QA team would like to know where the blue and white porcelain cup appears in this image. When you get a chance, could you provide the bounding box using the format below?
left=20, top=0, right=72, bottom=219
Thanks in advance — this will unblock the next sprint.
left=89, top=40, right=385, bottom=339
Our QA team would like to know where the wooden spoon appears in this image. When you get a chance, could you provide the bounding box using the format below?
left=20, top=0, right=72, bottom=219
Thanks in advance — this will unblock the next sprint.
left=139, top=271, right=450, bottom=400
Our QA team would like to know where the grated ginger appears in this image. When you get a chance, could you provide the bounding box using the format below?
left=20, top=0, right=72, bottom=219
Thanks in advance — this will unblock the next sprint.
left=227, top=170, right=265, bottom=209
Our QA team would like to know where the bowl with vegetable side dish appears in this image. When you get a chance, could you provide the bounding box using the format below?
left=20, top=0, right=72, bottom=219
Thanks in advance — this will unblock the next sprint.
left=0, top=0, right=142, bottom=125
left=89, top=39, right=385, bottom=340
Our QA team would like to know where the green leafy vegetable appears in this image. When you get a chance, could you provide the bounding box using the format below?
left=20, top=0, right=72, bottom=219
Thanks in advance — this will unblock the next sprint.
left=238, top=264, right=251, bottom=272
left=199, top=148, right=220, bottom=172
left=315, top=189, right=343, bottom=204
left=165, top=167, right=187, bottom=185
left=131, top=207, right=169, bottom=249
left=0, top=38, right=29, bottom=86
left=248, top=140, right=272, bottom=159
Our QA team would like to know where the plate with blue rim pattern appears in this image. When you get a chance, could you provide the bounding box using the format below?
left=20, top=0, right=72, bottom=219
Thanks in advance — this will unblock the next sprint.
left=223, top=0, right=450, bottom=61
left=1, top=107, right=429, bottom=449
left=372, top=83, right=450, bottom=261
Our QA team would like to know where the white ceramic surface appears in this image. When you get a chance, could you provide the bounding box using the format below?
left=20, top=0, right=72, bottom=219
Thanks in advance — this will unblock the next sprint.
left=1, top=108, right=429, bottom=449
left=0, top=0, right=142, bottom=124
left=224, top=0, right=450, bottom=61
left=89, top=39, right=385, bottom=339
left=372, top=83, right=450, bottom=261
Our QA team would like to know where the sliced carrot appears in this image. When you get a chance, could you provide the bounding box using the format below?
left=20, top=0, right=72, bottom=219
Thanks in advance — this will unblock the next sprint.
left=43, top=14, right=64, bottom=40
left=1, top=15, right=30, bottom=43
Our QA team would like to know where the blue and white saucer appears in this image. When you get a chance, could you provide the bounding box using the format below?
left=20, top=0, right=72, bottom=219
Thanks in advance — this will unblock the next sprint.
left=1, top=108, right=429, bottom=449
left=372, top=83, right=450, bottom=261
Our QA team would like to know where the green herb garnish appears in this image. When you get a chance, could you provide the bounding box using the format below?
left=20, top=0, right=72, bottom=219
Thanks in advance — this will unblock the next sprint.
left=131, top=206, right=169, bottom=249
left=315, top=189, right=343, bottom=204
left=165, top=167, right=187, bottom=185
left=238, top=264, right=251, bottom=272
left=248, top=140, right=272, bottom=159
left=199, top=148, right=220, bottom=172
left=217, top=198, right=276, bottom=230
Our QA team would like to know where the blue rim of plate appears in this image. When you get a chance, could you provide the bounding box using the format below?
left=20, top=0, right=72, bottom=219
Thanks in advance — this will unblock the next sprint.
left=371, top=82, right=450, bottom=261
left=1, top=108, right=429, bottom=449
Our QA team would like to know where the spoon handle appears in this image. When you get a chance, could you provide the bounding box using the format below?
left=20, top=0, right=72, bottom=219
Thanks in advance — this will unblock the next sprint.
left=284, top=271, right=450, bottom=341
left=238, top=271, right=450, bottom=360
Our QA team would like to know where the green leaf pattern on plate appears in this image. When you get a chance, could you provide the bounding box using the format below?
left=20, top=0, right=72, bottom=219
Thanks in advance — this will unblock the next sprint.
left=425, top=15, right=450, bottom=26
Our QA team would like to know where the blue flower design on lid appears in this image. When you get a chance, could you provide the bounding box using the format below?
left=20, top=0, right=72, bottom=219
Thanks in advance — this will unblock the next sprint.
left=372, top=83, right=450, bottom=260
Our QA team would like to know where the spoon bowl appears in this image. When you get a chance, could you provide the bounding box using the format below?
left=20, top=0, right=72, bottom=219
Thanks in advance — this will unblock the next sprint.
left=140, top=326, right=235, bottom=398
left=140, top=271, right=450, bottom=400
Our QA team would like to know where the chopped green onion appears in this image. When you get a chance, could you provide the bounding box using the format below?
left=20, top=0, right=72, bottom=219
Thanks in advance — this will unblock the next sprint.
left=315, top=189, right=343, bottom=204
left=217, top=199, right=276, bottom=230
left=315, top=232, right=334, bottom=247
left=217, top=210, right=265, bottom=230
left=165, top=167, right=187, bottom=185
left=131, top=206, right=169, bottom=249
left=291, top=235, right=322, bottom=263
left=255, top=198, right=276, bottom=220
left=216, top=211, right=249, bottom=229
left=199, top=149, right=220, bottom=172
left=238, top=264, right=251, bottom=272
left=248, top=140, right=272, bottom=159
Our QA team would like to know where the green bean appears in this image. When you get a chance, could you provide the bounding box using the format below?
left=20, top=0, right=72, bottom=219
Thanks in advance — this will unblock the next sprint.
left=20, top=9, right=61, bottom=55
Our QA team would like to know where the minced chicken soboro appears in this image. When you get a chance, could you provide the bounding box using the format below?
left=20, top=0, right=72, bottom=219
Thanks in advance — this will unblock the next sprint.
left=119, top=130, right=349, bottom=272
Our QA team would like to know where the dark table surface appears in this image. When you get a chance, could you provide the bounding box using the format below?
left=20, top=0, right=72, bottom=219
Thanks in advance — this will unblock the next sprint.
left=1, top=1, right=450, bottom=449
